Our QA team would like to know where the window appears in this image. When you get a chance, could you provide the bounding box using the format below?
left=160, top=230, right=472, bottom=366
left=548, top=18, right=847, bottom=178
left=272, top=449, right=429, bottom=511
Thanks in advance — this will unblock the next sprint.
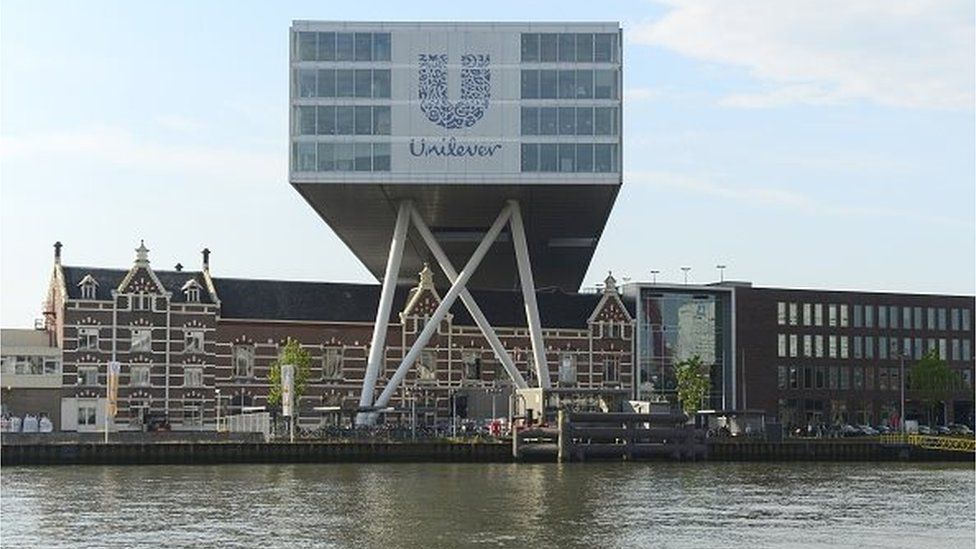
left=373, top=33, right=391, bottom=61
left=802, top=367, right=812, bottom=389
left=323, top=347, right=343, bottom=379
left=521, top=70, right=539, bottom=99
left=814, top=304, right=823, bottom=326
left=903, top=337, right=911, bottom=357
left=902, top=307, right=911, bottom=330
left=185, top=286, right=200, bottom=303
left=853, top=367, right=863, bottom=390
left=788, top=303, right=798, bottom=325
left=963, top=309, right=971, bottom=331
left=927, top=308, right=935, bottom=330
left=183, top=400, right=203, bottom=426
left=815, top=335, right=824, bottom=358
left=865, top=336, right=874, bottom=359
left=803, top=335, right=812, bottom=357
left=594, top=33, right=615, bottom=62
left=951, top=308, right=960, bottom=330
left=777, top=334, right=786, bottom=357
left=462, top=351, right=483, bottom=382
left=964, top=339, right=972, bottom=362
left=777, top=302, right=786, bottom=325
left=828, top=335, right=837, bottom=358
left=802, top=303, right=811, bottom=326
left=521, top=33, right=539, bottom=62
left=79, top=327, right=100, bottom=351
left=594, top=70, right=616, bottom=99
left=815, top=366, right=825, bottom=390
left=890, top=368, right=900, bottom=392
left=840, top=336, right=849, bottom=359
left=184, top=367, right=203, bottom=387
left=354, top=69, right=372, bottom=98
left=840, top=304, right=849, bottom=327
left=417, top=351, right=437, bottom=381
left=864, top=368, right=874, bottom=391
left=890, top=306, right=899, bottom=329
left=540, top=70, right=557, bottom=98
left=828, top=367, right=838, bottom=390
left=131, top=328, right=152, bottom=353
left=913, top=307, right=922, bottom=330
left=595, top=107, right=615, bottom=135
left=233, top=345, right=254, bottom=378
left=559, top=353, right=577, bottom=385
left=951, top=339, right=960, bottom=361
left=853, top=305, right=863, bottom=327
left=839, top=367, right=849, bottom=390
left=81, top=281, right=97, bottom=300
left=938, top=308, right=947, bottom=331
left=297, top=31, right=317, bottom=61
left=78, top=366, right=99, bottom=386
left=853, top=336, right=862, bottom=359
left=78, top=401, right=97, bottom=427
left=132, top=293, right=153, bottom=311
left=865, top=305, right=874, bottom=328
left=879, top=306, right=888, bottom=328
left=131, top=365, right=150, bottom=387
left=879, top=369, right=888, bottom=391
left=540, top=33, right=558, bottom=61
left=879, top=336, right=888, bottom=359
left=913, top=337, right=922, bottom=360
left=184, top=331, right=204, bottom=354
left=317, top=32, right=335, bottom=61
left=788, top=366, right=798, bottom=389
left=777, top=366, right=787, bottom=390
left=828, top=304, right=837, bottom=327
left=788, top=334, right=798, bottom=357
left=603, top=356, right=619, bottom=383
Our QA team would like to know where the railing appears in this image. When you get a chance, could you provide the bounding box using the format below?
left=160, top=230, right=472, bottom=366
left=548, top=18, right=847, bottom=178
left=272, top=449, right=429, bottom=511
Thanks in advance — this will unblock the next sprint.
left=222, top=412, right=271, bottom=442
left=879, top=433, right=975, bottom=453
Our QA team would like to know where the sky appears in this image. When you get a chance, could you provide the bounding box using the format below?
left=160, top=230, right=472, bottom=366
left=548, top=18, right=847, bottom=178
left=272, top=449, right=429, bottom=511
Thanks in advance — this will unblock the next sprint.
left=1, top=0, right=974, bottom=327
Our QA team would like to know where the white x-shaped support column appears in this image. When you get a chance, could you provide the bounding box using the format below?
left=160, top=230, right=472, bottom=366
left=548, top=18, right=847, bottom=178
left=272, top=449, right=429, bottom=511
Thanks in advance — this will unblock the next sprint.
left=357, top=199, right=551, bottom=423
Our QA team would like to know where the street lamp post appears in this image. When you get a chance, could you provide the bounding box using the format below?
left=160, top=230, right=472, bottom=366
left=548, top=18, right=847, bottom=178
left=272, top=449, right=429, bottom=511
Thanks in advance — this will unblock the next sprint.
left=716, top=264, right=727, bottom=283
left=650, top=270, right=659, bottom=284
left=681, top=267, right=691, bottom=285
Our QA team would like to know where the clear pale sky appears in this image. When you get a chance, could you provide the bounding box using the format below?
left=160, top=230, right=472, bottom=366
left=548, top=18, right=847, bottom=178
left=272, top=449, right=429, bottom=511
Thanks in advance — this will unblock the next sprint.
left=1, top=0, right=974, bottom=327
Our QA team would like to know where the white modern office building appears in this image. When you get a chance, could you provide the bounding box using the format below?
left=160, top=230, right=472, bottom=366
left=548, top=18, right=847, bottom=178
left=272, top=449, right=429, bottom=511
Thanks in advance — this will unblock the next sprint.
left=289, top=21, right=623, bottom=420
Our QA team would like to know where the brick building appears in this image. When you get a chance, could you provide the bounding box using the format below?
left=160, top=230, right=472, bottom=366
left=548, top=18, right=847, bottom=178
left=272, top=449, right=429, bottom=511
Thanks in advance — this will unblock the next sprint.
left=46, top=242, right=635, bottom=431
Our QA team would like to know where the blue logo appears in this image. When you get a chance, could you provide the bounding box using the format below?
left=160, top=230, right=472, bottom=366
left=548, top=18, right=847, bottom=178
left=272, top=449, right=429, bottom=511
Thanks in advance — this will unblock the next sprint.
left=418, top=54, right=490, bottom=130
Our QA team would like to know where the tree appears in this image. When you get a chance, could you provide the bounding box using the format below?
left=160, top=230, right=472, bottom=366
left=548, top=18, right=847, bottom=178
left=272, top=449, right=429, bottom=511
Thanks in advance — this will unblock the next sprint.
left=909, top=349, right=960, bottom=426
left=674, top=355, right=711, bottom=416
left=268, top=338, right=312, bottom=409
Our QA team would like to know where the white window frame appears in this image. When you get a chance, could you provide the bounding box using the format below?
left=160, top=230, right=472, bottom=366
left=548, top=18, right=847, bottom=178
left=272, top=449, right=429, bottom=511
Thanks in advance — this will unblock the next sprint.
left=185, top=287, right=200, bottom=303
left=81, top=283, right=97, bottom=300
left=78, top=400, right=98, bottom=426
left=184, top=330, right=205, bottom=354
left=183, top=400, right=204, bottom=426
left=130, top=365, right=151, bottom=387
left=184, top=367, right=204, bottom=387
left=603, top=356, right=619, bottom=383
left=78, top=366, right=99, bottom=386
left=132, top=293, right=154, bottom=311
left=323, top=347, right=344, bottom=379
left=559, top=353, right=577, bottom=385
left=131, top=328, right=152, bottom=353
left=79, top=327, right=100, bottom=351
left=233, top=345, right=255, bottom=378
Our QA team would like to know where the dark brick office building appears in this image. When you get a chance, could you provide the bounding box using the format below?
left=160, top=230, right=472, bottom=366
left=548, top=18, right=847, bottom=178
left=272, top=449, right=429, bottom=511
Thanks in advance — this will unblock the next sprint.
left=735, top=285, right=975, bottom=428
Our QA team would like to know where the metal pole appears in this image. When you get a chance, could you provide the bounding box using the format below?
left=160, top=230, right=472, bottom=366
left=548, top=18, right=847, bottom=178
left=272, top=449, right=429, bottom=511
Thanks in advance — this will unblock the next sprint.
left=409, top=207, right=528, bottom=389
left=509, top=200, right=551, bottom=389
left=358, top=201, right=412, bottom=425
left=373, top=204, right=513, bottom=409
left=900, top=353, right=905, bottom=434
left=411, top=394, right=416, bottom=441
left=452, top=390, right=457, bottom=437
left=104, top=363, right=109, bottom=444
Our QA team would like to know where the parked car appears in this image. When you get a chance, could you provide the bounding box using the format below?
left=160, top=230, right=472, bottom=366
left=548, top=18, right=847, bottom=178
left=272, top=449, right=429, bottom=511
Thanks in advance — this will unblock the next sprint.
left=917, top=425, right=934, bottom=435
left=875, top=425, right=892, bottom=435
left=858, top=425, right=879, bottom=436
left=947, top=424, right=974, bottom=436
left=935, top=425, right=952, bottom=436
left=839, top=424, right=860, bottom=437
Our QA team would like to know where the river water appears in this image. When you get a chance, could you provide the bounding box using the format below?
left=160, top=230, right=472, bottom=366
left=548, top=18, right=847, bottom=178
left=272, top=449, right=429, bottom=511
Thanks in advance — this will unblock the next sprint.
left=2, top=462, right=973, bottom=548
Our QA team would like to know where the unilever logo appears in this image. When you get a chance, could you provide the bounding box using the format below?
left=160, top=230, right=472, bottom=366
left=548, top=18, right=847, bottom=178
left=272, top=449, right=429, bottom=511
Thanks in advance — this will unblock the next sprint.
left=418, top=53, right=490, bottom=129
left=411, top=53, right=501, bottom=159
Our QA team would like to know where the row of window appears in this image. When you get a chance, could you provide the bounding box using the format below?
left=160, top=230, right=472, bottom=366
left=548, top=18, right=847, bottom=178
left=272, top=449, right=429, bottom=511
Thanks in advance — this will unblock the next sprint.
left=521, top=69, right=618, bottom=100
left=295, top=31, right=392, bottom=62
left=521, top=106, right=617, bottom=136
left=777, top=333, right=973, bottom=361
left=778, top=365, right=973, bottom=392
left=0, top=355, right=59, bottom=375
left=78, top=288, right=200, bottom=307
left=295, top=68, right=391, bottom=99
left=520, top=143, right=618, bottom=173
left=520, top=33, right=618, bottom=63
left=75, top=328, right=206, bottom=353
left=777, top=301, right=972, bottom=331
left=293, top=142, right=390, bottom=173
left=75, top=365, right=204, bottom=387
left=294, top=105, right=391, bottom=136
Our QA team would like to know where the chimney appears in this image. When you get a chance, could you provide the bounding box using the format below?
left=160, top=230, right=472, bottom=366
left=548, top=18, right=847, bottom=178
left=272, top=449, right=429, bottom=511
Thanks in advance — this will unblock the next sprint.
left=202, top=248, right=211, bottom=271
left=175, top=263, right=184, bottom=272
left=54, top=241, right=62, bottom=265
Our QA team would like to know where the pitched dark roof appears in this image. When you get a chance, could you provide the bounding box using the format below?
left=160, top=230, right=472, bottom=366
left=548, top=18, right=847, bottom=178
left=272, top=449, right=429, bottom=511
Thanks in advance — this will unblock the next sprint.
left=59, top=265, right=635, bottom=328
left=212, top=277, right=635, bottom=329
left=61, top=266, right=213, bottom=304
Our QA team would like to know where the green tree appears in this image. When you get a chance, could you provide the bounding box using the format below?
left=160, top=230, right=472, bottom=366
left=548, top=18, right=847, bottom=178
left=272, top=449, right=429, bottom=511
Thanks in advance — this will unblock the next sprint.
left=268, top=338, right=312, bottom=409
left=674, top=355, right=711, bottom=416
left=909, top=349, right=960, bottom=426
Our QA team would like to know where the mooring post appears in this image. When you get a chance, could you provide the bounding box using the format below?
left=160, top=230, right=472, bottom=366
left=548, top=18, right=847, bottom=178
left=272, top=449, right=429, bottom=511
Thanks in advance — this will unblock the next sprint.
left=557, top=409, right=568, bottom=463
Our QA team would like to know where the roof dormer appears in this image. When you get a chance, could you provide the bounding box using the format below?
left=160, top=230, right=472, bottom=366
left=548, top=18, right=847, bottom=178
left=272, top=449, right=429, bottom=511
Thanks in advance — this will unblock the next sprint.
left=181, top=279, right=203, bottom=303
left=78, top=274, right=99, bottom=300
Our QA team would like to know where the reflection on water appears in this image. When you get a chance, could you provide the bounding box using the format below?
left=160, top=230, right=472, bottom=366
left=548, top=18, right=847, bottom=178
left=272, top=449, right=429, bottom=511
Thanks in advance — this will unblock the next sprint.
left=2, top=462, right=973, bottom=548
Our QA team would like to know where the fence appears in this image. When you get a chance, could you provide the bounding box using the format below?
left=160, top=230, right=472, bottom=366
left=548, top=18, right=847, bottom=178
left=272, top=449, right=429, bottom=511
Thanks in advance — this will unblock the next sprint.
left=221, top=412, right=271, bottom=442
left=879, top=433, right=975, bottom=453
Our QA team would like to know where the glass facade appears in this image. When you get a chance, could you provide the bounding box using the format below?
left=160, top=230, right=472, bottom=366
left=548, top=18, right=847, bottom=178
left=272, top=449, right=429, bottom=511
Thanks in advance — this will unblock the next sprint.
left=635, top=288, right=733, bottom=408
